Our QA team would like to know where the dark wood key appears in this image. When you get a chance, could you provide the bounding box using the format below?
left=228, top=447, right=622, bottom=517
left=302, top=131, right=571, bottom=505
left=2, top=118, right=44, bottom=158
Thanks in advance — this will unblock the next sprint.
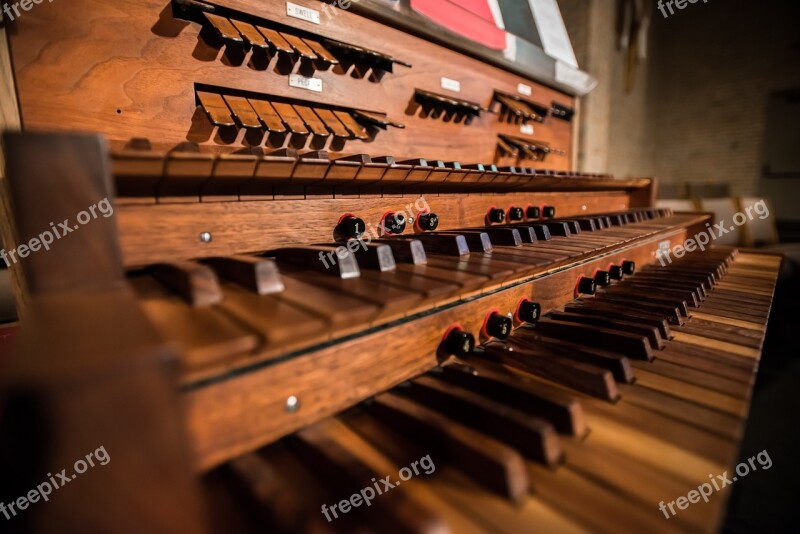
left=621, top=278, right=706, bottom=301
left=398, top=376, right=562, bottom=466
left=544, top=222, right=571, bottom=237
left=269, top=246, right=360, bottom=279
left=373, top=238, right=426, bottom=264
left=588, top=295, right=684, bottom=325
left=407, top=233, right=470, bottom=256
left=365, top=392, right=530, bottom=502
left=564, top=301, right=672, bottom=338
left=532, top=319, right=653, bottom=361
left=335, top=241, right=396, bottom=272
left=510, top=327, right=636, bottom=382
left=604, top=284, right=700, bottom=308
left=454, top=227, right=523, bottom=246
left=435, top=231, right=492, bottom=252
left=202, top=255, right=284, bottom=295
left=438, top=361, right=587, bottom=436
left=480, top=343, right=620, bottom=401
left=152, top=261, right=223, bottom=307
left=547, top=311, right=663, bottom=349
left=293, top=422, right=446, bottom=533
left=595, top=291, right=689, bottom=318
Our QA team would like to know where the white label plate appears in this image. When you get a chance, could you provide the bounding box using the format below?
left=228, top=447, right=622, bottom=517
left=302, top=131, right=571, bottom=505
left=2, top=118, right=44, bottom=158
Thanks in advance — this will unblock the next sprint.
left=520, top=124, right=534, bottom=135
left=517, top=83, right=532, bottom=96
left=440, top=77, right=461, bottom=93
left=289, top=74, right=323, bottom=93
left=286, top=2, right=320, bottom=24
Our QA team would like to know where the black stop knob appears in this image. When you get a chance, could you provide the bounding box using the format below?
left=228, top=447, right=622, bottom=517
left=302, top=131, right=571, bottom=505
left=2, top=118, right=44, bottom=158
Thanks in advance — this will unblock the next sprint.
left=338, top=216, right=365, bottom=240
left=383, top=212, right=407, bottom=234
left=542, top=206, right=556, bottom=218
left=487, top=208, right=506, bottom=224
left=517, top=300, right=541, bottom=324
left=508, top=207, right=524, bottom=222
left=417, top=212, right=439, bottom=232
left=622, top=260, right=636, bottom=275
left=485, top=312, right=512, bottom=339
left=526, top=206, right=541, bottom=219
left=443, top=328, right=475, bottom=357
left=578, top=276, right=596, bottom=295
left=609, top=265, right=625, bottom=280
left=594, top=270, right=611, bottom=287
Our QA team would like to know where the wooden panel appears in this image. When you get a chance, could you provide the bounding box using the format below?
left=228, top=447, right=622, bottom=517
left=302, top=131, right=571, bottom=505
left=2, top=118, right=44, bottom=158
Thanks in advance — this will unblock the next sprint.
left=184, top=228, right=697, bottom=471
left=116, top=191, right=637, bottom=266
left=7, top=0, right=574, bottom=166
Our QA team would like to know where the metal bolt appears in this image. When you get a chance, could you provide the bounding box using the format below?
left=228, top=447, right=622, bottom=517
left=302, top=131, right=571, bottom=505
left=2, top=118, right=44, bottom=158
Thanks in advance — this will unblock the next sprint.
left=199, top=231, right=212, bottom=243
left=285, top=395, right=299, bottom=413
left=407, top=216, right=415, bottom=224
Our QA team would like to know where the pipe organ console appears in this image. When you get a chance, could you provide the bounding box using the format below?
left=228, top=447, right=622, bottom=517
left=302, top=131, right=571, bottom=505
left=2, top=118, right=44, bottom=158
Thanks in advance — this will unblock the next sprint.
left=0, top=1, right=782, bottom=532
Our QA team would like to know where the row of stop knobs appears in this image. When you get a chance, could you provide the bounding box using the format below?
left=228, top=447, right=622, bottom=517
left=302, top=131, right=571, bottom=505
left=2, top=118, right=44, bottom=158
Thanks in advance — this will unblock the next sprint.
left=440, top=260, right=636, bottom=357
left=335, top=205, right=557, bottom=240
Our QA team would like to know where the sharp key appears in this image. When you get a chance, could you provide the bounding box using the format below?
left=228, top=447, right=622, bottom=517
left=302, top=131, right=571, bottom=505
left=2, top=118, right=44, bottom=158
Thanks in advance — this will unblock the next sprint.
left=438, top=362, right=587, bottom=436
left=373, top=238, right=427, bottom=265
left=269, top=246, right=360, bottom=279
left=435, top=231, right=492, bottom=253
left=480, top=343, right=619, bottom=402
left=151, top=261, right=222, bottom=307
left=399, top=375, right=562, bottom=466
left=333, top=241, right=396, bottom=272
left=202, top=255, right=284, bottom=295
left=532, top=319, right=653, bottom=361
left=408, top=233, right=470, bottom=256
left=365, top=392, right=529, bottom=502
left=456, top=227, right=522, bottom=247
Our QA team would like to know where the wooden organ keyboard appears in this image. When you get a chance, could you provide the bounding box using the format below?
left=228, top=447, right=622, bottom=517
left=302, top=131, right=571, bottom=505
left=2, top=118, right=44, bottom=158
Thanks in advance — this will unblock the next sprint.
left=0, top=1, right=782, bottom=533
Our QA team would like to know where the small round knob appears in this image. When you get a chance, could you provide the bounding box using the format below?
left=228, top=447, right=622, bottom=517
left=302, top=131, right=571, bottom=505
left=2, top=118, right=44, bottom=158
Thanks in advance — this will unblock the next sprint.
left=338, top=216, right=365, bottom=240
left=382, top=212, right=407, bottom=235
left=487, top=208, right=506, bottom=224
left=417, top=212, right=439, bottom=232
left=517, top=300, right=541, bottom=324
left=578, top=276, right=596, bottom=295
left=508, top=207, right=524, bottom=222
left=443, top=328, right=475, bottom=357
left=594, top=270, right=611, bottom=287
left=609, top=265, right=625, bottom=280
left=542, top=206, right=556, bottom=218
left=485, top=312, right=512, bottom=339
left=622, top=260, right=636, bottom=275
left=526, top=206, right=541, bottom=219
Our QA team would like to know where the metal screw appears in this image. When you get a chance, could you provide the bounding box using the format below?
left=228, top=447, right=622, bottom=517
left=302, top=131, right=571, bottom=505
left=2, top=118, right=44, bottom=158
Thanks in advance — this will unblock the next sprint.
left=199, top=231, right=212, bottom=243
left=285, top=395, right=299, bottom=413
left=407, top=216, right=415, bottom=224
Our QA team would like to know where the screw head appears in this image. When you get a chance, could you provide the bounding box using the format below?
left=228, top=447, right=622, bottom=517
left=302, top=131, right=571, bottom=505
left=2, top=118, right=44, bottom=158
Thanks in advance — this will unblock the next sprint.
left=199, top=231, right=212, bottom=243
left=285, top=395, right=300, bottom=413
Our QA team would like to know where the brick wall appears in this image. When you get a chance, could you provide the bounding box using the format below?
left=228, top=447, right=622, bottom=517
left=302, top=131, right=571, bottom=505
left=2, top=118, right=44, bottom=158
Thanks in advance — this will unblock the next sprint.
left=559, top=0, right=800, bottom=219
